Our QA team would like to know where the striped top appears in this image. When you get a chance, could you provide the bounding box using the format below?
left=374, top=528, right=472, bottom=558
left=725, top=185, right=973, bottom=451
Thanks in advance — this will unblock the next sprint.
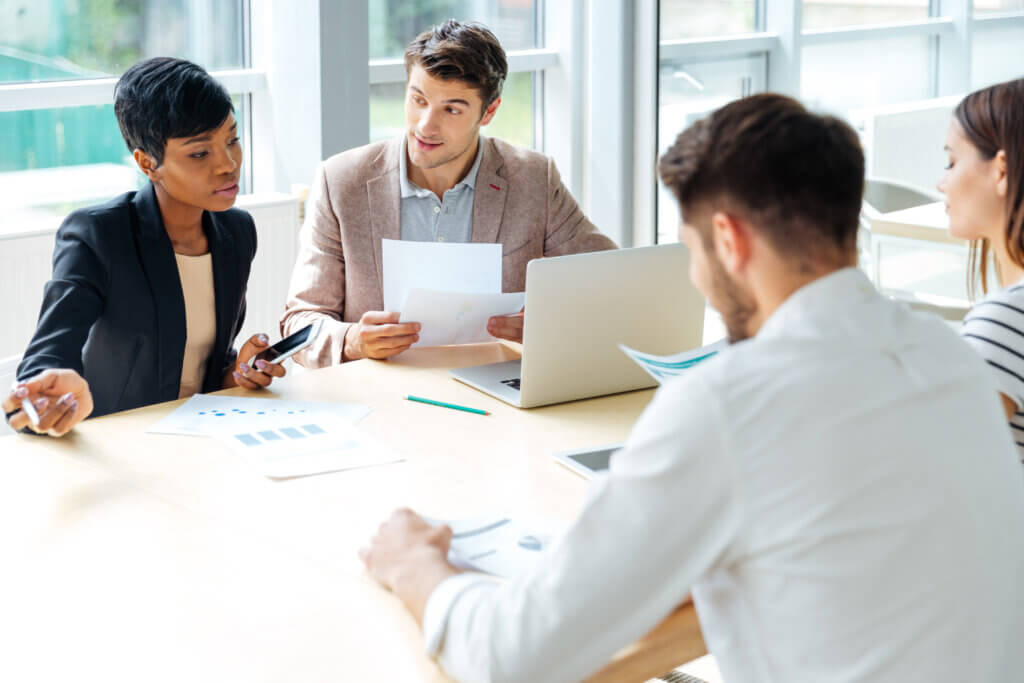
left=961, top=279, right=1024, bottom=461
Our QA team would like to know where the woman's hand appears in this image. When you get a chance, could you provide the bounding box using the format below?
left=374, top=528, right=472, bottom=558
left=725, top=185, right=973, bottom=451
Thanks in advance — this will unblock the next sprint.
left=3, top=369, right=94, bottom=436
left=224, top=333, right=287, bottom=390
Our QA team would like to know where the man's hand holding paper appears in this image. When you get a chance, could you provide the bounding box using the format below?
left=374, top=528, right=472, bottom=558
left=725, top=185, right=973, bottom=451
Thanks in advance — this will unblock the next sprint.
left=400, top=290, right=525, bottom=347
left=343, top=312, right=422, bottom=361
left=486, top=309, right=524, bottom=343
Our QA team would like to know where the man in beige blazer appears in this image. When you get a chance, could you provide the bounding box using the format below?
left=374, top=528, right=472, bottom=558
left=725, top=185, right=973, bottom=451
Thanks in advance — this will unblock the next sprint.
left=281, top=20, right=616, bottom=367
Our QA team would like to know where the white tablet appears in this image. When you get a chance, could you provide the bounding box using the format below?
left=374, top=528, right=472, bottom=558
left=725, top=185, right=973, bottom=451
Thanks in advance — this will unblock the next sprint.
left=552, top=443, right=623, bottom=479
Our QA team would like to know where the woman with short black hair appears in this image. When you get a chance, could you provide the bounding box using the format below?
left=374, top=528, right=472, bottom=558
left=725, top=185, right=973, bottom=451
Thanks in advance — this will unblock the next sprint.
left=3, top=57, right=283, bottom=436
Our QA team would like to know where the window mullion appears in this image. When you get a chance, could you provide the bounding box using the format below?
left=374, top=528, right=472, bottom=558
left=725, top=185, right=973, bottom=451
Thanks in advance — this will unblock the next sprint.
left=765, top=0, right=803, bottom=95
left=936, top=0, right=973, bottom=95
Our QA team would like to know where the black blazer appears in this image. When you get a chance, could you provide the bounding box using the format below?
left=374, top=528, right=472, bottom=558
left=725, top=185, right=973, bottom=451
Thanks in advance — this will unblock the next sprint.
left=17, top=182, right=257, bottom=418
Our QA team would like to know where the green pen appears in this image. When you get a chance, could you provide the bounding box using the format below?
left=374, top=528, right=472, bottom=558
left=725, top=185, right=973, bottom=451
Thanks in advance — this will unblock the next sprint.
left=405, top=394, right=490, bottom=416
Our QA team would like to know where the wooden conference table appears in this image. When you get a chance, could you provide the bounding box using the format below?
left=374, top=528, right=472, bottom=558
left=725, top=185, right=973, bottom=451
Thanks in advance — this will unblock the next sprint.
left=0, top=343, right=706, bottom=682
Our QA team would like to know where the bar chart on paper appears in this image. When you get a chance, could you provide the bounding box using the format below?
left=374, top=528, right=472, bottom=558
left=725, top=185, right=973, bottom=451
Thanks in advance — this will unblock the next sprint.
left=218, top=418, right=404, bottom=479
left=231, top=422, right=329, bottom=446
left=145, top=394, right=393, bottom=479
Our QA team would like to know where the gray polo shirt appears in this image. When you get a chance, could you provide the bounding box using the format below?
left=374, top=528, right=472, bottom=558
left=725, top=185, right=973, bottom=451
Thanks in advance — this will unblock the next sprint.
left=399, top=136, right=483, bottom=243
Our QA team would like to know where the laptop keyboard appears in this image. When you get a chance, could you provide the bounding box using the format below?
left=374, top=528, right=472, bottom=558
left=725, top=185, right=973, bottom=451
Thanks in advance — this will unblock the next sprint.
left=500, top=378, right=521, bottom=391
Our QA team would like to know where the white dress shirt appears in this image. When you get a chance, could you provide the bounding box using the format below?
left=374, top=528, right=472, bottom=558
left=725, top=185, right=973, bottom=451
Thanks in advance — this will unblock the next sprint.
left=423, top=268, right=1024, bottom=683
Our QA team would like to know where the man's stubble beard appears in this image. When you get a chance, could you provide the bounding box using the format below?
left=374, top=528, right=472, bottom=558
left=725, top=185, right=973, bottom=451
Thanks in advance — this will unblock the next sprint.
left=704, top=248, right=758, bottom=344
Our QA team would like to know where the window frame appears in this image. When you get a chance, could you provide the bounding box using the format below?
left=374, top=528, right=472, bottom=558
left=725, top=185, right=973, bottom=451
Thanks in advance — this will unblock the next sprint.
left=631, top=0, right=1024, bottom=246
left=0, top=2, right=577, bottom=205
left=0, top=2, right=264, bottom=197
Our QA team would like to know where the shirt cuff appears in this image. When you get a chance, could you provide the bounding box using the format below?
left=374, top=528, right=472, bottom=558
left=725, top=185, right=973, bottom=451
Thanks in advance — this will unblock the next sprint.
left=422, top=572, right=501, bottom=657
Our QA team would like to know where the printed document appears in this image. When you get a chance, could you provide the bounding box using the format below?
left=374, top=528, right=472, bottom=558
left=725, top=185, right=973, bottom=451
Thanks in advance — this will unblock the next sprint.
left=382, top=239, right=502, bottom=313
left=400, top=288, right=525, bottom=347
left=147, top=394, right=371, bottom=437
left=619, top=339, right=728, bottom=384
left=216, top=418, right=403, bottom=479
left=428, top=514, right=565, bottom=579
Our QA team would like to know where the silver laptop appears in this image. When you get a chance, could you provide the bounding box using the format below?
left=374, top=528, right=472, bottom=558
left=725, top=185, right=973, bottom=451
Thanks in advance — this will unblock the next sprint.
left=450, top=243, right=706, bottom=408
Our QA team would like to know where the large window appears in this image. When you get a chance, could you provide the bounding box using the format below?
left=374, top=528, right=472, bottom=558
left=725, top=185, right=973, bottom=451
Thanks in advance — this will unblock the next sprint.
left=0, top=1, right=257, bottom=236
left=368, top=0, right=537, bottom=58
left=660, top=0, right=759, bottom=38
left=801, top=36, right=934, bottom=113
left=802, top=0, right=930, bottom=29
left=973, top=22, right=1024, bottom=88
left=0, top=1, right=245, bottom=83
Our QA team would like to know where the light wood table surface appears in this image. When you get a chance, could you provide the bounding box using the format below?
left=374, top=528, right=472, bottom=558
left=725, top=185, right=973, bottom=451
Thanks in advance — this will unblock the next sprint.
left=0, top=343, right=706, bottom=682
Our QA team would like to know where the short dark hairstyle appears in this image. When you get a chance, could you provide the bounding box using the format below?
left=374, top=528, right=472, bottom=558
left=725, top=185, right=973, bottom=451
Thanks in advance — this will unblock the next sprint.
left=114, top=57, right=234, bottom=166
left=404, top=20, right=508, bottom=110
left=953, top=78, right=1024, bottom=298
left=659, top=93, right=865, bottom=266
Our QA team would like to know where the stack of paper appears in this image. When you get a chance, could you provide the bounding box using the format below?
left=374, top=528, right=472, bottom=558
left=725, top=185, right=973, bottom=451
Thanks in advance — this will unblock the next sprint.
left=382, top=239, right=524, bottom=347
left=147, top=395, right=400, bottom=479
left=146, top=394, right=371, bottom=437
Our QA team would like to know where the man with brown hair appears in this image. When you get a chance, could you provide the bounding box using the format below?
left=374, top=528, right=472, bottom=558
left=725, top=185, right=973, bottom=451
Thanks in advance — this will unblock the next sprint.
left=359, top=94, right=1024, bottom=681
left=281, top=20, right=615, bottom=366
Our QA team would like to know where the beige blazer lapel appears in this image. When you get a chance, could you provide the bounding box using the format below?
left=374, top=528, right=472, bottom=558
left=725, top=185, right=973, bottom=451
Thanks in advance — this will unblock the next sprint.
left=367, top=138, right=402, bottom=291
left=471, top=137, right=508, bottom=245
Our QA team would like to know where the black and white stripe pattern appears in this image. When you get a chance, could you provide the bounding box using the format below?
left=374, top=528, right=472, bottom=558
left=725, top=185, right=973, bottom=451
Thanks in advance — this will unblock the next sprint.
left=962, top=282, right=1024, bottom=461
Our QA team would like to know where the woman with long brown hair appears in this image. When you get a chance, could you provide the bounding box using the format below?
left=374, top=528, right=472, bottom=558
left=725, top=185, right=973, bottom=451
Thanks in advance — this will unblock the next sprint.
left=939, top=77, right=1024, bottom=459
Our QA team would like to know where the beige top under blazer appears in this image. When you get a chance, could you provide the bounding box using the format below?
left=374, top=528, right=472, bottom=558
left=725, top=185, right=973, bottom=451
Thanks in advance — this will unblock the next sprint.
left=281, top=136, right=617, bottom=367
left=175, top=252, right=217, bottom=398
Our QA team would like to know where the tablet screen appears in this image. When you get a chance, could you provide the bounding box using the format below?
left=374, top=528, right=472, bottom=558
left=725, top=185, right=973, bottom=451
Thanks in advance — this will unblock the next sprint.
left=567, top=448, right=617, bottom=473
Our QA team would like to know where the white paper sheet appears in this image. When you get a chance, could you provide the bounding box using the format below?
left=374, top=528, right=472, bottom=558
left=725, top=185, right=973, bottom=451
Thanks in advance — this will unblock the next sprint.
left=618, top=339, right=728, bottom=384
left=427, top=514, right=566, bottom=579
left=382, top=239, right=502, bottom=312
left=146, top=395, right=371, bottom=437
left=399, top=288, right=525, bottom=347
left=216, top=418, right=403, bottom=479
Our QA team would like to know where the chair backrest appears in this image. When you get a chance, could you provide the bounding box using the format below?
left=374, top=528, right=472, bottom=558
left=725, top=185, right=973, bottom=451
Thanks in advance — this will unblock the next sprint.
left=863, top=177, right=939, bottom=217
left=854, top=95, right=961, bottom=193
left=0, top=355, right=22, bottom=436
left=859, top=176, right=941, bottom=248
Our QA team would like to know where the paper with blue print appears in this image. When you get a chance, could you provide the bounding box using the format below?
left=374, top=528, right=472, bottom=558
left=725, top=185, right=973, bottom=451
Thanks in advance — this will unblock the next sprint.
left=146, top=394, right=371, bottom=437
left=425, top=514, right=567, bottom=579
left=215, top=417, right=402, bottom=479
left=618, top=339, right=728, bottom=384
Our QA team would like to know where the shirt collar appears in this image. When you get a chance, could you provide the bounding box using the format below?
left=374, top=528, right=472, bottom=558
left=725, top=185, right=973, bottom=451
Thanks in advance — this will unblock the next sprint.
left=756, top=267, right=877, bottom=341
left=399, top=135, right=484, bottom=199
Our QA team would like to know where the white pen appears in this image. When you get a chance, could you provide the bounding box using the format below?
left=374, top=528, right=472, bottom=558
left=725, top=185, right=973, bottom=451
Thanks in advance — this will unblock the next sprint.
left=21, top=398, right=40, bottom=426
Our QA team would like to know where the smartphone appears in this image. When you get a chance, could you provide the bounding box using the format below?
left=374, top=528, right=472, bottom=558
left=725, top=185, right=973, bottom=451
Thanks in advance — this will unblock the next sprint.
left=253, top=319, right=323, bottom=364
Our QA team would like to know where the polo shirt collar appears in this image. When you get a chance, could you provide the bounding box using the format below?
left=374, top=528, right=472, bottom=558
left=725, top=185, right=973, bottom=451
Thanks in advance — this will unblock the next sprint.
left=400, top=135, right=485, bottom=198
